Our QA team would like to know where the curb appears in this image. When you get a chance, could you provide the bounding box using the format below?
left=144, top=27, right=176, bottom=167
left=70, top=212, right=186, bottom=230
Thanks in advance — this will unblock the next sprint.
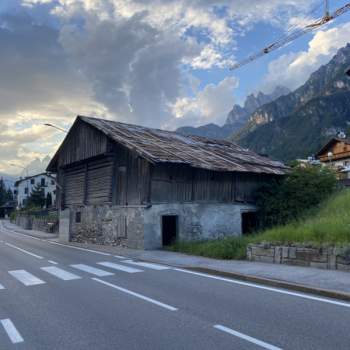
left=183, top=266, right=350, bottom=303
left=130, top=256, right=350, bottom=303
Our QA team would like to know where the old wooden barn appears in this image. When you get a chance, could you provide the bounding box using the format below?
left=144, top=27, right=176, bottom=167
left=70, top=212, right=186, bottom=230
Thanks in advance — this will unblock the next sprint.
left=47, top=116, right=287, bottom=249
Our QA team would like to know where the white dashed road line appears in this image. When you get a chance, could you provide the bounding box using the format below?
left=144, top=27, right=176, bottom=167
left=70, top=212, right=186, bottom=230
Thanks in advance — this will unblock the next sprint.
left=122, top=260, right=170, bottom=270
left=41, top=266, right=81, bottom=281
left=71, top=264, right=114, bottom=277
left=114, top=255, right=126, bottom=259
left=0, top=283, right=4, bottom=290
left=174, top=268, right=350, bottom=308
left=92, top=278, right=178, bottom=311
left=8, top=270, right=46, bottom=286
left=1, top=319, right=24, bottom=344
left=97, top=261, right=143, bottom=273
left=5, top=242, right=43, bottom=260
left=214, top=325, right=283, bottom=350
left=48, top=260, right=58, bottom=265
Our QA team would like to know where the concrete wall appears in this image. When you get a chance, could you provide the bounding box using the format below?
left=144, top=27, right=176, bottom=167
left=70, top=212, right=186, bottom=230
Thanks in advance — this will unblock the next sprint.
left=144, top=203, right=255, bottom=249
left=247, top=243, right=350, bottom=271
left=65, top=202, right=256, bottom=250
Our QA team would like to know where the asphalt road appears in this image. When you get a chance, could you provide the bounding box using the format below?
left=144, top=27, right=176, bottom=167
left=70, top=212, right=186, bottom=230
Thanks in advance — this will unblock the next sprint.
left=0, top=221, right=349, bottom=350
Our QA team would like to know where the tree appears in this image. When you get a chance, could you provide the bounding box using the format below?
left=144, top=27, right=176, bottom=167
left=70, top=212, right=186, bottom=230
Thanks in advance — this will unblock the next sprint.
left=46, top=192, right=52, bottom=208
left=6, top=189, right=13, bottom=201
left=27, top=184, right=45, bottom=208
left=256, top=165, right=337, bottom=227
left=0, top=178, right=8, bottom=206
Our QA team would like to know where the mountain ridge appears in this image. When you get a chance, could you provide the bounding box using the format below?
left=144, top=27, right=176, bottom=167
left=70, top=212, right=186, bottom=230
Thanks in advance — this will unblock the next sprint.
left=235, top=43, right=350, bottom=161
left=176, top=86, right=290, bottom=140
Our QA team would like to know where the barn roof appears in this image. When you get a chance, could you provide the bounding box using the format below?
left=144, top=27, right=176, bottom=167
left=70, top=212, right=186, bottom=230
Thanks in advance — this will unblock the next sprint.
left=48, top=115, right=287, bottom=175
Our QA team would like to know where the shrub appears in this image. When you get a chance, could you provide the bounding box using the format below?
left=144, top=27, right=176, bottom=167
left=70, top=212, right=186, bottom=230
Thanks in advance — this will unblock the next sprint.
left=256, top=165, right=336, bottom=227
left=169, top=236, right=251, bottom=260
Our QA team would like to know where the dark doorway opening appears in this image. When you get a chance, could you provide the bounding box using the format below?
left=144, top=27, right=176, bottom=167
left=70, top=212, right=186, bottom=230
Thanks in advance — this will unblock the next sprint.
left=162, top=215, right=178, bottom=246
left=241, top=212, right=258, bottom=235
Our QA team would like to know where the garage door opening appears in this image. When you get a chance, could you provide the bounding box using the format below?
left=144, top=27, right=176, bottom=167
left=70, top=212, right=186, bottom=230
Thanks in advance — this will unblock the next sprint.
left=162, top=215, right=178, bottom=246
left=241, top=212, right=258, bottom=235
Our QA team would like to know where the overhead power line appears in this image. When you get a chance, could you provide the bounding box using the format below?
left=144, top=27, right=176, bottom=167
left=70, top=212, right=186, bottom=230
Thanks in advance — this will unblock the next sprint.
left=229, top=1, right=350, bottom=71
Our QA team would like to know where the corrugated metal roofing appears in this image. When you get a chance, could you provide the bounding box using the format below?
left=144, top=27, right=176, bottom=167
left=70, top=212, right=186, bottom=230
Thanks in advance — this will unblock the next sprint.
left=75, top=116, right=287, bottom=175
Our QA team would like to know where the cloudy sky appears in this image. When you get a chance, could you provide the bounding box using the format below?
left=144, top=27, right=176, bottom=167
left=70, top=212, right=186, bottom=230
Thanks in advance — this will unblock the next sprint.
left=0, top=0, right=350, bottom=175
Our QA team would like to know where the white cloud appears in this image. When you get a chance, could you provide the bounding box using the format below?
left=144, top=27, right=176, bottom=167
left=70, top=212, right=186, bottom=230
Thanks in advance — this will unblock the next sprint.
left=262, top=22, right=350, bottom=92
left=0, top=0, right=327, bottom=172
left=170, top=76, right=239, bottom=128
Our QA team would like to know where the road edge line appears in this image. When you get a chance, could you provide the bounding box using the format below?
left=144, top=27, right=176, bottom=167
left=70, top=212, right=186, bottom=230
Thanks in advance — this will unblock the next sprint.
left=182, top=266, right=350, bottom=303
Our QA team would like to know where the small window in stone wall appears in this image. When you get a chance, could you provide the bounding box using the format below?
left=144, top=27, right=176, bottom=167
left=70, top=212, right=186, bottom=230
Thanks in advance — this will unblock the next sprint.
left=75, top=212, right=81, bottom=223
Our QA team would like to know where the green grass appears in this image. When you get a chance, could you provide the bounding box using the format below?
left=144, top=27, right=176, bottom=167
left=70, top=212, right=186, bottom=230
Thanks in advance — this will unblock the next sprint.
left=169, top=189, right=350, bottom=260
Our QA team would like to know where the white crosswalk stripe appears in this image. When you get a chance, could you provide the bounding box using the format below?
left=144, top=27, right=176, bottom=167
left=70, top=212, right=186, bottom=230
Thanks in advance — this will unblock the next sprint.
left=1, top=319, right=24, bottom=344
left=70, top=264, right=114, bottom=277
left=97, top=262, right=143, bottom=273
left=8, top=270, right=45, bottom=286
left=41, top=266, right=81, bottom=281
left=122, top=260, right=170, bottom=270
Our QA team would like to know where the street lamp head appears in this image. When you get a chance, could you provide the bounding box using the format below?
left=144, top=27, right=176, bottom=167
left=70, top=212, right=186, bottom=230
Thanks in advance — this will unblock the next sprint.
left=43, top=123, right=68, bottom=133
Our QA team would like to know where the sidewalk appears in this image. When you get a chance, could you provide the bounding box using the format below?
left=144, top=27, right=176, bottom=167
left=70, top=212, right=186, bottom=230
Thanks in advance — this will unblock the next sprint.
left=3, top=220, right=350, bottom=301
left=1, top=220, right=58, bottom=240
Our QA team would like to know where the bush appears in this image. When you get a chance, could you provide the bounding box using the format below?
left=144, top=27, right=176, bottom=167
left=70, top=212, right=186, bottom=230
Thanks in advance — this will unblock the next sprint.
left=170, top=190, right=350, bottom=260
left=256, top=166, right=336, bottom=227
left=255, top=189, right=350, bottom=245
left=9, top=211, right=17, bottom=222
left=169, top=236, right=251, bottom=260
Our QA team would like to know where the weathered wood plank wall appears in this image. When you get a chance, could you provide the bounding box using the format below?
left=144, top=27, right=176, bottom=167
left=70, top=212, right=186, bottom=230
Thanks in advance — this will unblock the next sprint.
left=59, top=141, right=268, bottom=208
left=57, top=119, right=109, bottom=168
left=150, top=164, right=267, bottom=204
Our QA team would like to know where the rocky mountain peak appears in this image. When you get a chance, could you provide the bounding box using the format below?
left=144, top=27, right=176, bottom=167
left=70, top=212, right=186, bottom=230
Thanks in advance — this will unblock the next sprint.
left=225, top=85, right=290, bottom=125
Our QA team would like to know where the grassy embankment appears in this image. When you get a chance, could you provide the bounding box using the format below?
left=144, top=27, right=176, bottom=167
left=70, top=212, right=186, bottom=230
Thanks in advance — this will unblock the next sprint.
left=169, top=189, right=350, bottom=260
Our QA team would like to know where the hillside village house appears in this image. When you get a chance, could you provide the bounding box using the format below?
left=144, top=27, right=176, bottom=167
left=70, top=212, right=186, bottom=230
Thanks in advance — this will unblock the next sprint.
left=316, top=137, right=350, bottom=182
left=14, top=173, right=57, bottom=208
left=47, top=116, right=287, bottom=249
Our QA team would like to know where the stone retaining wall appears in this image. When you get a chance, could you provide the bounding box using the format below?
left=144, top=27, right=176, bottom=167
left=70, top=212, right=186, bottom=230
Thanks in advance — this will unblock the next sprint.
left=247, top=243, right=350, bottom=271
left=14, top=215, right=58, bottom=233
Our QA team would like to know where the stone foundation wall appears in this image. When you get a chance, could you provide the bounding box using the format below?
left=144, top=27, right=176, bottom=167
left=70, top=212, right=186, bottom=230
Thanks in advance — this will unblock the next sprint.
left=69, top=205, right=145, bottom=249
left=247, top=243, right=350, bottom=271
left=66, top=202, right=256, bottom=250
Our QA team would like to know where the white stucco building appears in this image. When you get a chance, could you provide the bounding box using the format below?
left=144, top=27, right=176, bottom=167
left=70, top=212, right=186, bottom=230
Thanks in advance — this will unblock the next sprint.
left=14, top=173, right=57, bottom=208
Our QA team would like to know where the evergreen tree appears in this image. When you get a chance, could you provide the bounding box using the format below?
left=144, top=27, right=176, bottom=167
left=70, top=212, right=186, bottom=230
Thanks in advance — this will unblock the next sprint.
left=27, top=184, right=45, bottom=208
left=46, top=192, right=52, bottom=208
left=0, top=178, right=7, bottom=206
left=6, top=188, right=13, bottom=201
